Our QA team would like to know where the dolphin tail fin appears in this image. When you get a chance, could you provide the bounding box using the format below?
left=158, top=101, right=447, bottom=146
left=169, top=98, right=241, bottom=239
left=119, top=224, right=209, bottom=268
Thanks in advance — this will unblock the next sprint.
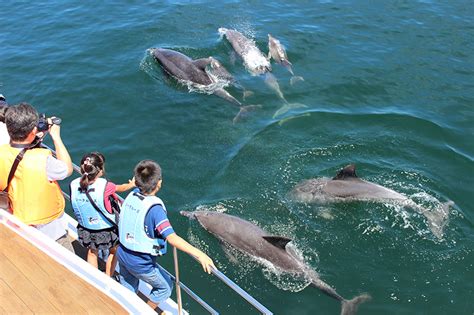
left=309, top=272, right=371, bottom=315
left=422, top=200, right=454, bottom=239
left=341, top=294, right=372, bottom=315
left=233, top=105, right=262, bottom=124
left=180, top=211, right=196, bottom=219
left=273, top=102, right=308, bottom=119
left=231, top=82, right=254, bottom=100
left=243, top=90, right=254, bottom=100
left=290, top=75, right=305, bottom=85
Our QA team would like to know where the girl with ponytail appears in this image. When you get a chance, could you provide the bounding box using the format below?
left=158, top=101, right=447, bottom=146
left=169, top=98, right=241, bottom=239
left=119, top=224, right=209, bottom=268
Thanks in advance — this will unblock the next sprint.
left=70, top=151, right=135, bottom=277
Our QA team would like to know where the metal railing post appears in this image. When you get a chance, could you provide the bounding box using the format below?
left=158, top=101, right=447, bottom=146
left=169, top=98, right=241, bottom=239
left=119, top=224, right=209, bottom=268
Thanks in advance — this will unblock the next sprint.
left=173, top=247, right=183, bottom=315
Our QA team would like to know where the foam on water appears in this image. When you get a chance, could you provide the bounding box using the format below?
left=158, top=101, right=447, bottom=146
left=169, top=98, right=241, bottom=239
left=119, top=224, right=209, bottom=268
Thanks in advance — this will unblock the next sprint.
left=242, top=48, right=271, bottom=75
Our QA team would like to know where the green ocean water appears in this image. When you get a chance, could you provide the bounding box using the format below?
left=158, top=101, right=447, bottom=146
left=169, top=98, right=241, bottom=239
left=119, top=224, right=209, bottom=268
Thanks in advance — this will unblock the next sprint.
left=1, top=1, right=473, bottom=314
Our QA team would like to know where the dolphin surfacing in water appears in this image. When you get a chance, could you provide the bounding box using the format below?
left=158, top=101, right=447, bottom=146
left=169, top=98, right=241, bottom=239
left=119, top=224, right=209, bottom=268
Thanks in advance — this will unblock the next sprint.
left=218, top=27, right=272, bottom=75
left=267, top=34, right=304, bottom=85
left=181, top=210, right=371, bottom=315
left=218, top=28, right=306, bottom=118
left=291, top=164, right=453, bottom=239
left=150, top=48, right=259, bottom=122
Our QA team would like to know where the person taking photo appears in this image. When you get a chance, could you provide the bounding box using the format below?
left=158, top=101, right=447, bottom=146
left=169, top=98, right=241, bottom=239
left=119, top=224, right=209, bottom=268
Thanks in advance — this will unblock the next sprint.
left=0, top=102, right=73, bottom=250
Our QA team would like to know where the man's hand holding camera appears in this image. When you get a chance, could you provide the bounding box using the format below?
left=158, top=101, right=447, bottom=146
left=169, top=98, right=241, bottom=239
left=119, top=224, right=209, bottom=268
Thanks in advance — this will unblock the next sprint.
left=36, top=113, right=73, bottom=176
left=47, top=117, right=62, bottom=142
left=36, top=114, right=62, bottom=141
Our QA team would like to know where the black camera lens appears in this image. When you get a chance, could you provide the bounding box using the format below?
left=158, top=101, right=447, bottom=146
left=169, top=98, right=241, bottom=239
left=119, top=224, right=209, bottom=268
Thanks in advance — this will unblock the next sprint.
left=37, top=114, right=49, bottom=132
left=37, top=114, right=61, bottom=132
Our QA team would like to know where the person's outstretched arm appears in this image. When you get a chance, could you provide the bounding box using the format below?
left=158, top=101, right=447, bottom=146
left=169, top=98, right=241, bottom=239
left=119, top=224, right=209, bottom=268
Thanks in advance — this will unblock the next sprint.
left=49, top=122, right=73, bottom=176
left=166, top=233, right=215, bottom=274
left=115, top=177, right=135, bottom=192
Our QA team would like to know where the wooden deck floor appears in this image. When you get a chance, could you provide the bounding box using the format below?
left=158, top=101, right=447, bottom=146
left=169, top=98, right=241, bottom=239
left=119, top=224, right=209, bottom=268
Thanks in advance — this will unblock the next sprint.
left=0, top=224, right=127, bottom=314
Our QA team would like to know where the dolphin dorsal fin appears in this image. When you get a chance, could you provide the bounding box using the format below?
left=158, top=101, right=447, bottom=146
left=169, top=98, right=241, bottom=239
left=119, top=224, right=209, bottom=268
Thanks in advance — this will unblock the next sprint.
left=193, top=58, right=212, bottom=71
left=333, top=164, right=357, bottom=180
left=262, top=236, right=292, bottom=250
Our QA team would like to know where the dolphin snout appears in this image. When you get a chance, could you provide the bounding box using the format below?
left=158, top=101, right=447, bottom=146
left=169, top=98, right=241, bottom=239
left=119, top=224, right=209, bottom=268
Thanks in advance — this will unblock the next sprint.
left=180, top=211, right=196, bottom=219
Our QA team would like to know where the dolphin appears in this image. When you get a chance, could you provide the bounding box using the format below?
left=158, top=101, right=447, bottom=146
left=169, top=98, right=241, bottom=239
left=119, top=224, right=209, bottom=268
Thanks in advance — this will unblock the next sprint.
left=218, top=27, right=272, bottom=75
left=290, top=164, right=453, bottom=239
left=150, top=48, right=259, bottom=122
left=218, top=27, right=284, bottom=102
left=181, top=210, right=371, bottom=315
left=218, top=28, right=307, bottom=118
left=267, top=34, right=304, bottom=85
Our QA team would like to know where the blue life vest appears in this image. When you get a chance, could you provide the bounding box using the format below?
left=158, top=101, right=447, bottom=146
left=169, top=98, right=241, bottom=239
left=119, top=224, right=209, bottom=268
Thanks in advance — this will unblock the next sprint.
left=119, top=190, right=167, bottom=256
left=70, top=178, right=116, bottom=230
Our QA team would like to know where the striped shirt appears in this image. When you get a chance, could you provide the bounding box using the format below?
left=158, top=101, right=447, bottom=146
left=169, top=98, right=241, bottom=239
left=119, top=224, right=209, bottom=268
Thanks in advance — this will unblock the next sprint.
left=144, top=204, right=174, bottom=239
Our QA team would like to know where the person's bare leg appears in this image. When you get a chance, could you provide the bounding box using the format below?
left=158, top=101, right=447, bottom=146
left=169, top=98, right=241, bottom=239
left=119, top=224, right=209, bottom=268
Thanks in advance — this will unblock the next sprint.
left=106, top=245, right=118, bottom=277
left=87, top=248, right=99, bottom=268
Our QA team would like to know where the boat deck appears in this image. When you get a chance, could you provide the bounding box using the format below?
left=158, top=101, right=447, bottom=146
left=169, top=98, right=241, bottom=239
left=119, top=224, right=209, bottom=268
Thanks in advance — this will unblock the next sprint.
left=0, top=223, right=127, bottom=314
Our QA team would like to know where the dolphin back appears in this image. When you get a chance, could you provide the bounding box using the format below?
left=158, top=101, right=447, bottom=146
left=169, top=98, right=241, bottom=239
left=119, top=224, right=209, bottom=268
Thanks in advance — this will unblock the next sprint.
left=291, top=164, right=408, bottom=203
left=152, top=48, right=212, bottom=85
left=268, top=34, right=289, bottom=64
left=219, top=27, right=271, bottom=75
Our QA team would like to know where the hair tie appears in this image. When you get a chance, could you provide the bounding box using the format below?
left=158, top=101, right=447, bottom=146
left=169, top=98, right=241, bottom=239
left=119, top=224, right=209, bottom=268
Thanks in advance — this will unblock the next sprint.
left=84, top=172, right=89, bottom=176
left=84, top=157, right=92, bottom=165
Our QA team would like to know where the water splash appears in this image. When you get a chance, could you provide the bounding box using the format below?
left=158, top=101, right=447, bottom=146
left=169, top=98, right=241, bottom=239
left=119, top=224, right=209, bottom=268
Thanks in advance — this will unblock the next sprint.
left=196, top=202, right=229, bottom=213
left=139, top=50, right=163, bottom=81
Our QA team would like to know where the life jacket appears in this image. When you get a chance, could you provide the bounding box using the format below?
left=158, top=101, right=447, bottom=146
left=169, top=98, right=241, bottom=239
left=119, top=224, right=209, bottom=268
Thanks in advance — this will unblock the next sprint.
left=70, top=177, right=116, bottom=230
left=119, top=190, right=167, bottom=256
left=0, top=144, right=64, bottom=225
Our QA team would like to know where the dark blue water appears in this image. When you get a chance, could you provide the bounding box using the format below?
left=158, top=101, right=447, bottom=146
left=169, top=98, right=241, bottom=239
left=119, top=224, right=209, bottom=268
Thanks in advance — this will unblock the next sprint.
left=2, top=1, right=473, bottom=314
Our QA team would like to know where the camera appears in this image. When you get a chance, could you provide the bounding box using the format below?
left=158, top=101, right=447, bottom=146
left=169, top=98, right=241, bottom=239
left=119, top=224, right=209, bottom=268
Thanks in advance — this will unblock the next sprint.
left=37, top=113, right=62, bottom=132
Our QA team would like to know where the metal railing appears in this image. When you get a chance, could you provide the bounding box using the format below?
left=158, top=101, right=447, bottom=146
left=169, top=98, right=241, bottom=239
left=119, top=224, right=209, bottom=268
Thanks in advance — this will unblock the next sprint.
left=45, top=144, right=273, bottom=315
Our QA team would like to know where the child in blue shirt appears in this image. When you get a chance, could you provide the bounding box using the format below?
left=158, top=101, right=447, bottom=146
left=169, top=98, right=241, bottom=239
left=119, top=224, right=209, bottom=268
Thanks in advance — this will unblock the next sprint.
left=117, top=160, right=215, bottom=313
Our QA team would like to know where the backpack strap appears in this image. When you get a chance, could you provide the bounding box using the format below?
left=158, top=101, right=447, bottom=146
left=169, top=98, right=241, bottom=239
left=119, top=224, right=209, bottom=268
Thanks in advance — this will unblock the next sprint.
left=84, top=188, right=118, bottom=226
left=3, top=149, right=27, bottom=192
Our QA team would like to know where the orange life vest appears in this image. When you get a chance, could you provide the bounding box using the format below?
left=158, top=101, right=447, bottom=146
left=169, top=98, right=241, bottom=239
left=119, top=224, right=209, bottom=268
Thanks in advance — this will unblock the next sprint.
left=0, top=144, right=65, bottom=225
